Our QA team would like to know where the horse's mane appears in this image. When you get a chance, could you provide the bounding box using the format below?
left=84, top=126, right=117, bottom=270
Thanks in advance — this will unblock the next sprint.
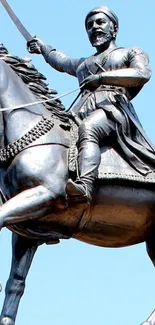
left=0, top=43, right=69, bottom=124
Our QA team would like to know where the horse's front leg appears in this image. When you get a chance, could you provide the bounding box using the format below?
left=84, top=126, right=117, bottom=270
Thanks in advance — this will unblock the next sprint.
left=0, top=184, right=69, bottom=239
left=0, top=184, right=58, bottom=228
left=0, top=232, right=39, bottom=325
left=0, top=146, right=68, bottom=231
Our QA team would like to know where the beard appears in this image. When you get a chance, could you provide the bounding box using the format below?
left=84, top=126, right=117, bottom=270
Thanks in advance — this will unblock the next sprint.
left=90, top=31, right=113, bottom=48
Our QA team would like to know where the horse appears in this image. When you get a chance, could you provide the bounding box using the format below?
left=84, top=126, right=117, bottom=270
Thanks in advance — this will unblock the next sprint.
left=0, top=45, right=155, bottom=325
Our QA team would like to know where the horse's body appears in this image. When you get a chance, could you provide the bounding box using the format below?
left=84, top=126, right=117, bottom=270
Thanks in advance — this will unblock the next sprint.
left=0, top=56, right=155, bottom=325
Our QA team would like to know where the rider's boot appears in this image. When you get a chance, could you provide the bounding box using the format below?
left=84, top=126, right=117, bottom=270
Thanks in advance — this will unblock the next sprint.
left=66, top=173, right=94, bottom=203
left=66, top=142, right=100, bottom=203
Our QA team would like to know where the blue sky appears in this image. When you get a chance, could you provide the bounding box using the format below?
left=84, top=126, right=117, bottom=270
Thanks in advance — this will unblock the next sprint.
left=0, top=1, right=155, bottom=325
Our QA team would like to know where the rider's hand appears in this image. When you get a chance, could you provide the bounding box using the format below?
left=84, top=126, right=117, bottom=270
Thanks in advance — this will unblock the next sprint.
left=27, top=37, right=45, bottom=54
left=80, top=74, right=100, bottom=90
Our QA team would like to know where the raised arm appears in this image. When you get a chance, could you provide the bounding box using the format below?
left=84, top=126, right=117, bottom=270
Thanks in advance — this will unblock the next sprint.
left=27, top=37, right=82, bottom=77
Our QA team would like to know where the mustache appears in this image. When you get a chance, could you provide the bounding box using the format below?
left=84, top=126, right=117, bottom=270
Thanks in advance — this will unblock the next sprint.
left=90, top=31, right=108, bottom=37
left=90, top=31, right=110, bottom=42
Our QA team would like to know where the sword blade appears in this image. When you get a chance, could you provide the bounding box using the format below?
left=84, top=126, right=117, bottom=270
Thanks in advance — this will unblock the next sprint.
left=0, top=0, right=32, bottom=41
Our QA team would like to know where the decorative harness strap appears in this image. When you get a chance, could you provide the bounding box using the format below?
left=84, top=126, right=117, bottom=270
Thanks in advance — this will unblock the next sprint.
left=0, top=116, right=54, bottom=165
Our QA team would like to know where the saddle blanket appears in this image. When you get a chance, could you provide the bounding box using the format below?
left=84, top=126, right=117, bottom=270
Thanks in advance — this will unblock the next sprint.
left=98, top=146, right=155, bottom=184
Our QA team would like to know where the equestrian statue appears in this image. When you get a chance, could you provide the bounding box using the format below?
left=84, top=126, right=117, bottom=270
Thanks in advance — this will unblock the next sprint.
left=0, top=3, right=155, bottom=325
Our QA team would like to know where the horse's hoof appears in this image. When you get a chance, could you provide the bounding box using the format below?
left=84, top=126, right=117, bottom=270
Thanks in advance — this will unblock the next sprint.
left=0, top=317, right=15, bottom=325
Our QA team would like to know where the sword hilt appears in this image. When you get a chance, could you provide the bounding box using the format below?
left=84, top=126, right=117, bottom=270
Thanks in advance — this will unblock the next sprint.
left=27, top=36, right=42, bottom=54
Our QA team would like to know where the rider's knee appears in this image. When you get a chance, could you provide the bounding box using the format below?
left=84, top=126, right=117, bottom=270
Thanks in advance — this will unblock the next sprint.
left=78, top=109, right=114, bottom=142
left=79, top=119, right=95, bottom=135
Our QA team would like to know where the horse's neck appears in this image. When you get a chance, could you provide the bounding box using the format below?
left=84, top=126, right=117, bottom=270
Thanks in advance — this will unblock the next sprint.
left=0, top=60, right=48, bottom=116
left=0, top=60, right=50, bottom=143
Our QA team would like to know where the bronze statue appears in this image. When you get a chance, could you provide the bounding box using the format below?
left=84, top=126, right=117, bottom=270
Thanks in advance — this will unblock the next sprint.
left=27, top=6, right=155, bottom=203
left=0, top=4, right=155, bottom=325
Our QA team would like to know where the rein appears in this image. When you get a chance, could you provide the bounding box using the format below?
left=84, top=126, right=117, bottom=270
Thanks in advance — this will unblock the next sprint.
left=0, top=86, right=81, bottom=112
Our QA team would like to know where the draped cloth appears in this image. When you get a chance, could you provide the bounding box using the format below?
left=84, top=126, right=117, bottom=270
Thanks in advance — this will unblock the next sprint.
left=71, top=86, right=155, bottom=176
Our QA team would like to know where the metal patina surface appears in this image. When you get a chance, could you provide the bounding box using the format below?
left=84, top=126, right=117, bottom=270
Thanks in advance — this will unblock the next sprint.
left=0, top=3, right=155, bottom=325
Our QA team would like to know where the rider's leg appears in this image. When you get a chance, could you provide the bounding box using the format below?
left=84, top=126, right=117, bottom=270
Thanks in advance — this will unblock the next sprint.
left=66, top=109, right=115, bottom=201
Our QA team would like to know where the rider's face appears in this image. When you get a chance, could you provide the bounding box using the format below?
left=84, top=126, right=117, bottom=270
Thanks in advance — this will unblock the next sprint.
left=86, top=12, right=114, bottom=49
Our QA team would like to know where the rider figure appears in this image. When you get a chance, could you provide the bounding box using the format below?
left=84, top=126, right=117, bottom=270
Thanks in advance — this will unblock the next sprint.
left=27, top=6, right=154, bottom=202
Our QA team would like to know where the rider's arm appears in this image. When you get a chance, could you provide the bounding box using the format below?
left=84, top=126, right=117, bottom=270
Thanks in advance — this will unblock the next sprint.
left=99, top=48, right=151, bottom=87
left=41, top=44, right=82, bottom=77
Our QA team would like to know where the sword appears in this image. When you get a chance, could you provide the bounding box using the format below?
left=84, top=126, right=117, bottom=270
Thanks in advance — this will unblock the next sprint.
left=0, top=0, right=32, bottom=41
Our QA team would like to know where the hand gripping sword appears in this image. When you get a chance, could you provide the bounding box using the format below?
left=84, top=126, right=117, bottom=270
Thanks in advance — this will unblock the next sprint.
left=0, top=0, right=32, bottom=41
